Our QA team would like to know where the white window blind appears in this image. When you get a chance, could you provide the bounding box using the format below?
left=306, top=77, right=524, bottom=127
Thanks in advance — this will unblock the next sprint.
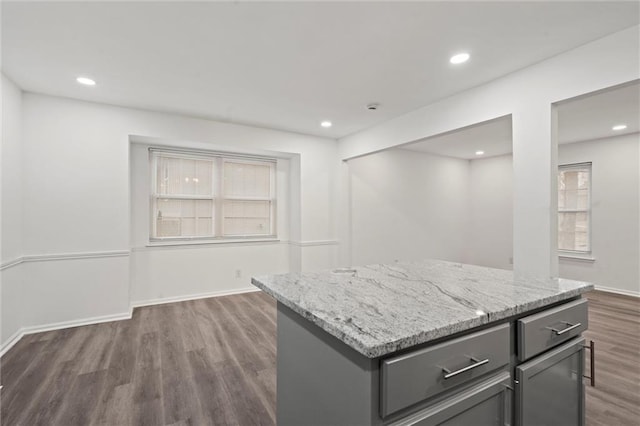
left=558, top=162, right=591, bottom=253
left=223, top=160, right=274, bottom=236
left=150, top=149, right=276, bottom=241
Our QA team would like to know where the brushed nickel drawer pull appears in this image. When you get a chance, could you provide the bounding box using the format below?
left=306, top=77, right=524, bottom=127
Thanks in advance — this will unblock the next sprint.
left=547, top=321, right=582, bottom=335
left=442, top=357, right=489, bottom=379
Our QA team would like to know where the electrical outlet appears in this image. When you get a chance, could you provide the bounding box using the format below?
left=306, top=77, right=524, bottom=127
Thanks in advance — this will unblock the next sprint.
left=235, top=269, right=242, bottom=278
left=509, top=257, right=513, bottom=265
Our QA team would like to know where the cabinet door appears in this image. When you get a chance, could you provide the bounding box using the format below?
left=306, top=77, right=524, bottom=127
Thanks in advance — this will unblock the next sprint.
left=515, top=337, right=585, bottom=426
left=392, top=372, right=512, bottom=426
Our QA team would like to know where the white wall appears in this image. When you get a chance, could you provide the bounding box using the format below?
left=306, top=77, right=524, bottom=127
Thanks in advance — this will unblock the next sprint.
left=558, top=134, right=640, bottom=296
left=3, top=25, right=638, bottom=352
left=129, top=142, right=292, bottom=304
left=348, top=149, right=470, bottom=266
left=348, top=132, right=639, bottom=298
left=348, top=148, right=513, bottom=270
left=1, top=75, right=23, bottom=262
left=0, top=92, right=338, bottom=350
left=339, top=25, right=640, bottom=278
left=466, top=154, right=513, bottom=270
left=460, top=135, right=639, bottom=296
left=1, top=74, right=24, bottom=345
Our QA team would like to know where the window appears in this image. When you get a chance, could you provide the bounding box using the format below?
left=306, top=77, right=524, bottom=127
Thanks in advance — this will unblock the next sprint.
left=558, top=162, right=591, bottom=253
left=150, top=149, right=276, bottom=242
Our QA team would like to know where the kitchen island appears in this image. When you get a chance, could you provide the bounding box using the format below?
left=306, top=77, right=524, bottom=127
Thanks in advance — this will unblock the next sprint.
left=252, top=259, right=594, bottom=426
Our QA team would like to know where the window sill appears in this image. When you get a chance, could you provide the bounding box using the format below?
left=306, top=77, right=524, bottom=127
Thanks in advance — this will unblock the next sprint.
left=559, top=252, right=595, bottom=262
left=146, top=237, right=280, bottom=248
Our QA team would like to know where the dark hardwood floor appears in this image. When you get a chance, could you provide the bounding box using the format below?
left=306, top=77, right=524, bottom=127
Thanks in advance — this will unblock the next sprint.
left=1, top=291, right=277, bottom=426
left=583, top=290, right=640, bottom=426
left=1, top=289, right=638, bottom=425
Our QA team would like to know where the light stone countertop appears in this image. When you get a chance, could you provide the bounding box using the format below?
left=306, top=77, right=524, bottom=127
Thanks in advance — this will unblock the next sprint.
left=251, top=259, right=594, bottom=358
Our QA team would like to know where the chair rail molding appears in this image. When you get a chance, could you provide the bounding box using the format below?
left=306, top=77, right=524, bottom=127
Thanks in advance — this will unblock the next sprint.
left=1, top=250, right=130, bottom=271
left=0, top=257, right=23, bottom=271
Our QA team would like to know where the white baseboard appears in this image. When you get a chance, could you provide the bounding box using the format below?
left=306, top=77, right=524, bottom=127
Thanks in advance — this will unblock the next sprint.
left=131, top=287, right=260, bottom=308
left=23, top=311, right=134, bottom=335
left=1, top=287, right=264, bottom=358
left=0, top=311, right=132, bottom=357
left=0, top=329, right=26, bottom=357
left=594, top=285, right=640, bottom=298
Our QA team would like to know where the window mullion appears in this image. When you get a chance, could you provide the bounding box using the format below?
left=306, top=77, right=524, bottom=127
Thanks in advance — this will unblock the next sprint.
left=214, top=157, right=224, bottom=237
left=271, top=161, right=277, bottom=237
left=151, top=154, right=158, bottom=239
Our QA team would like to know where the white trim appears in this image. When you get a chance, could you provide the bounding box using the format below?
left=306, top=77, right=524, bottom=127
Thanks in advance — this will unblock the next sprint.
left=147, top=237, right=279, bottom=247
left=133, top=239, right=339, bottom=251
left=289, top=240, right=339, bottom=247
left=1, top=286, right=265, bottom=357
left=0, top=242, right=337, bottom=266
left=594, top=285, right=640, bottom=298
left=21, top=311, right=133, bottom=334
left=2, top=251, right=131, bottom=270
left=23, top=250, right=130, bottom=263
left=130, top=286, right=260, bottom=308
left=0, top=257, right=23, bottom=271
left=131, top=135, right=297, bottom=161
left=135, top=239, right=282, bottom=251
left=0, top=329, right=25, bottom=357
left=149, top=146, right=278, bottom=163
left=1, top=311, right=132, bottom=357
left=559, top=253, right=596, bottom=262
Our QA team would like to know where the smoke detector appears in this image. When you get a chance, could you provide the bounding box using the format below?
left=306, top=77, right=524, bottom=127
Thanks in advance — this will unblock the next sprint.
left=366, top=103, right=380, bottom=111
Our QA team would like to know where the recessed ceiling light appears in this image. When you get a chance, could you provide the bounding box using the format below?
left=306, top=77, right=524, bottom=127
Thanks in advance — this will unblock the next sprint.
left=76, top=76, right=96, bottom=86
left=475, top=150, right=485, bottom=156
left=450, top=53, right=470, bottom=65
left=321, top=121, right=332, bottom=128
left=612, top=124, right=627, bottom=131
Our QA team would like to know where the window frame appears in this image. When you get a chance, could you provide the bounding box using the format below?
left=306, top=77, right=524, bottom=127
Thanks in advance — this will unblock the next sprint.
left=220, top=157, right=277, bottom=238
left=557, top=162, right=592, bottom=256
left=149, top=147, right=277, bottom=244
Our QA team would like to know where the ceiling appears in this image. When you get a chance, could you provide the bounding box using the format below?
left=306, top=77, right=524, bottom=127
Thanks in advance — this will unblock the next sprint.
left=400, top=81, right=640, bottom=160
left=2, top=2, right=639, bottom=139
left=557, top=81, right=640, bottom=144
left=400, top=116, right=513, bottom=160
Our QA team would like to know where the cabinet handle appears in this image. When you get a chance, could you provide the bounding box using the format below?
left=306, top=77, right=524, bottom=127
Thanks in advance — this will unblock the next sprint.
left=583, top=340, right=595, bottom=387
left=442, top=357, right=489, bottom=379
left=548, top=321, right=582, bottom=335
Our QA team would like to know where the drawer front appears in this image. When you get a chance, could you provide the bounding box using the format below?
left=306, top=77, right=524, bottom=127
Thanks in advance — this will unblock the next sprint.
left=517, top=298, right=588, bottom=362
left=381, top=323, right=510, bottom=418
left=390, top=372, right=512, bottom=426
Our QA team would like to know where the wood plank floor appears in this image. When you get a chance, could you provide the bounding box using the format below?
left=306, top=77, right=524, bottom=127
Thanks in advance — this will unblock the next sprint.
left=583, top=290, right=640, bottom=426
left=1, top=289, right=638, bottom=425
left=0, top=291, right=277, bottom=426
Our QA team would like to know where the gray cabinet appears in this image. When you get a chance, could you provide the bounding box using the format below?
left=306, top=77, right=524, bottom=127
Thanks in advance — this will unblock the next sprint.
left=517, top=299, right=588, bottom=362
left=382, top=324, right=510, bottom=417
left=515, top=337, right=585, bottom=426
left=275, top=297, right=588, bottom=426
left=392, top=372, right=512, bottom=426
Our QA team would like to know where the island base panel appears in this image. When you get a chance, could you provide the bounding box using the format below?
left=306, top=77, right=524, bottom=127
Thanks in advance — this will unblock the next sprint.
left=277, top=302, right=380, bottom=425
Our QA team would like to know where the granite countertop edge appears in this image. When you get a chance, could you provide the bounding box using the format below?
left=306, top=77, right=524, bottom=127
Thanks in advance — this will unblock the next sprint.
left=251, top=277, right=594, bottom=359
